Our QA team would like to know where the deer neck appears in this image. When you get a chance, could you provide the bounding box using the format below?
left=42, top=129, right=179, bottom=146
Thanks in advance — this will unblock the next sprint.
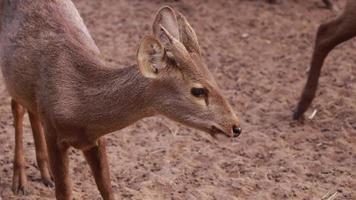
left=73, top=61, right=156, bottom=139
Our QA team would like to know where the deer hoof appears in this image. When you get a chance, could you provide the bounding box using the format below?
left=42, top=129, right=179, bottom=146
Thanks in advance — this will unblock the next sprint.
left=293, top=109, right=305, bottom=121
left=293, top=110, right=300, bottom=120
left=12, top=184, right=28, bottom=195
left=42, top=178, right=55, bottom=188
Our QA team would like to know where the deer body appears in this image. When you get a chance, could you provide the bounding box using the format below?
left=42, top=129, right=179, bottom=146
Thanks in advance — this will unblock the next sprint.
left=1, top=1, right=241, bottom=199
left=0, top=1, right=161, bottom=148
left=294, top=0, right=356, bottom=119
left=1, top=0, right=98, bottom=110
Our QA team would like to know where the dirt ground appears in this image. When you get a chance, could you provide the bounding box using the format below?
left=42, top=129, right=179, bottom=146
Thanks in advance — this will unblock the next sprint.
left=0, top=0, right=355, bottom=199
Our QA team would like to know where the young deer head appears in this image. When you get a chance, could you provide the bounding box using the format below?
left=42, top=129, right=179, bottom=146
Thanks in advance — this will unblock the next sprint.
left=138, top=7, right=241, bottom=137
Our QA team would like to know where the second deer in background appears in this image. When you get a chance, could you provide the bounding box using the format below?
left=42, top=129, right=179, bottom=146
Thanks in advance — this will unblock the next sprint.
left=294, top=0, right=356, bottom=120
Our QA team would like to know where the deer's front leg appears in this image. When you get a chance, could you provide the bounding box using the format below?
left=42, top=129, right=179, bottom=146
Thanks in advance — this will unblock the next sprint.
left=11, top=99, right=27, bottom=195
left=294, top=16, right=356, bottom=120
left=45, top=131, right=72, bottom=200
left=83, top=138, right=115, bottom=200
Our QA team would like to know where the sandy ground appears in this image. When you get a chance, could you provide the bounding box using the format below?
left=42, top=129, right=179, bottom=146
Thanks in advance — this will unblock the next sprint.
left=0, top=0, right=355, bottom=199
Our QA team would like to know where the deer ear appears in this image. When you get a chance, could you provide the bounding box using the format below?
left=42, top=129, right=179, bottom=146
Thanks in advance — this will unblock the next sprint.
left=153, top=6, right=180, bottom=44
left=176, top=11, right=201, bottom=55
left=137, top=36, right=165, bottom=79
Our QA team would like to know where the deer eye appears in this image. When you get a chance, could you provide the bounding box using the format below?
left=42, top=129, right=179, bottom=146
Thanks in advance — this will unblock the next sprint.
left=191, top=87, right=207, bottom=98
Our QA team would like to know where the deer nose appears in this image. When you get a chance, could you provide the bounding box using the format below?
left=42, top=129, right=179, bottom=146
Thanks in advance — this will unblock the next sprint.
left=232, top=125, right=242, bottom=137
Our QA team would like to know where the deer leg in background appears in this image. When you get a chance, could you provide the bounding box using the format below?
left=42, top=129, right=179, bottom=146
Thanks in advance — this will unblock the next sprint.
left=83, top=138, right=114, bottom=200
left=28, top=112, right=54, bottom=187
left=11, top=99, right=28, bottom=195
left=294, top=15, right=356, bottom=120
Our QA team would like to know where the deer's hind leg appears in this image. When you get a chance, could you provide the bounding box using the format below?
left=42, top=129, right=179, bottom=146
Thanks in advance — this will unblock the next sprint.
left=28, top=112, right=54, bottom=187
left=11, top=99, right=28, bottom=195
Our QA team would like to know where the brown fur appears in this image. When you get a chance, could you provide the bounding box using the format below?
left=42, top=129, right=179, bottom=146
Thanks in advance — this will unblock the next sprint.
left=294, top=0, right=356, bottom=120
left=0, top=1, right=241, bottom=200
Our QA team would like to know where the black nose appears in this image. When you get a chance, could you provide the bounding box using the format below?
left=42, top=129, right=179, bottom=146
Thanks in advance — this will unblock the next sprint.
left=232, top=125, right=242, bottom=137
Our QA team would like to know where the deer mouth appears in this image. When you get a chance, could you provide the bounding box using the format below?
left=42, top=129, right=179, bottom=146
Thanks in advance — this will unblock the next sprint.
left=210, top=126, right=229, bottom=138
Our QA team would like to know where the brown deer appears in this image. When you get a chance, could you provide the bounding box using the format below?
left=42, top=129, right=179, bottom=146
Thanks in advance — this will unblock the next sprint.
left=294, top=0, right=356, bottom=120
left=0, top=1, right=242, bottom=200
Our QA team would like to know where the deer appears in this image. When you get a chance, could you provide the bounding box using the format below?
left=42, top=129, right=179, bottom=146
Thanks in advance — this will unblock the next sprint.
left=293, top=0, right=356, bottom=120
left=0, top=1, right=242, bottom=200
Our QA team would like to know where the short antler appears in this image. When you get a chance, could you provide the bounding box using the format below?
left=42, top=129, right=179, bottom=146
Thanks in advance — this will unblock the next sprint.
left=159, top=24, right=193, bottom=69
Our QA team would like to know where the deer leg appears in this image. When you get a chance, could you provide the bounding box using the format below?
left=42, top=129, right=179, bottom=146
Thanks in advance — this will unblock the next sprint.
left=83, top=138, right=115, bottom=200
left=11, top=99, right=28, bottom=195
left=45, top=132, right=72, bottom=200
left=28, top=112, right=54, bottom=187
left=294, top=16, right=356, bottom=120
